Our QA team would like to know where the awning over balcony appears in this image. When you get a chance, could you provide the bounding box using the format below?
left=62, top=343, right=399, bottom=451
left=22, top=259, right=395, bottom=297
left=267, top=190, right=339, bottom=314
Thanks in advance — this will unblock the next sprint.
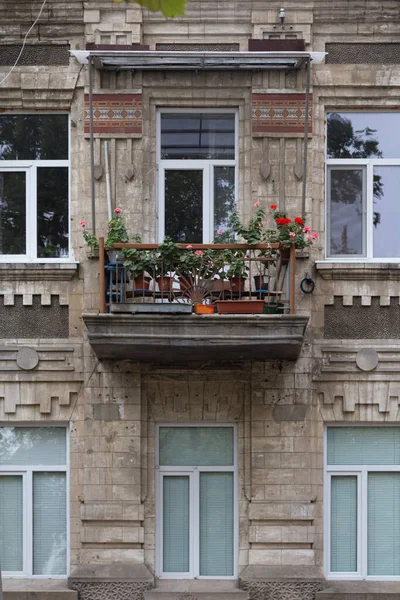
left=83, top=313, right=309, bottom=364
left=70, top=50, right=326, bottom=71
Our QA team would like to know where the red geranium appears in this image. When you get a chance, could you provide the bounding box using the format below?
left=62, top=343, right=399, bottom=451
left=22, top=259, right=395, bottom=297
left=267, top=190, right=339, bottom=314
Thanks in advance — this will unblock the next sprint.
left=276, top=217, right=291, bottom=226
left=270, top=204, right=277, bottom=210
left=294, top=217, right=303, bottom=225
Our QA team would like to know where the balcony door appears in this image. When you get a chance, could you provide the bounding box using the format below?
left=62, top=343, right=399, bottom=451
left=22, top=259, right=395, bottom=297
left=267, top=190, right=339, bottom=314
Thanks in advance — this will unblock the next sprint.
left=156, top=425, right=237, bottom=578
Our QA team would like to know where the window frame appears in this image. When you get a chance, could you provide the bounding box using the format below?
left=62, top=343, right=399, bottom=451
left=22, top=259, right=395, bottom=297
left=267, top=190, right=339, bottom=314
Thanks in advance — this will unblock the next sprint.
left=0, top=112, right=71, bottom=263
left=324, top=425, right=400, bottom=581
left=155, top=423, right=238, bottom=580
left=156, top=109, right=238, bottom=243
left=0, top=424, right=69, bottom=578
left=325, top=111, right=400, bottom=262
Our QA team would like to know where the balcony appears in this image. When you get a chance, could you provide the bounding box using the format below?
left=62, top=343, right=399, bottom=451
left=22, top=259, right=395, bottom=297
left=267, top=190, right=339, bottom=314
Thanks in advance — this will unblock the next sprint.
left=83, top=240, right=309, bottom=364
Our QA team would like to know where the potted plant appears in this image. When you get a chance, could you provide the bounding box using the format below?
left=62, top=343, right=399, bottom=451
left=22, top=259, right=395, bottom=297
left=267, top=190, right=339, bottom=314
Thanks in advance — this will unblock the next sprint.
left=80, top=220, right=99, bottom=256
left=226, top=251, right=248, bottom=293
left=155, top=237, right=180, bottom=291
left=122, top=235, right=154, bottom=290
left=105, top=208, right=129, bottom=263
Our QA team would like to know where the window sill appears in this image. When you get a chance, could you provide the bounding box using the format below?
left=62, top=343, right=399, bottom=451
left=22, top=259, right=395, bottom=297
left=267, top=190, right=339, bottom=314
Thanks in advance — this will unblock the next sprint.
left=315, top=261, right=400, bottom=281
left=0, top=262, right=79, bottom=281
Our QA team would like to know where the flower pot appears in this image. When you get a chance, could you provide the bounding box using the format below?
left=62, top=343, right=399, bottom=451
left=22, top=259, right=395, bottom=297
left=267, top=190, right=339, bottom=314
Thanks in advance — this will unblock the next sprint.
left=133, top=275, right=151, bottom=290
left=179, top=275, right=194, bottom=292
left=157, top=276, right=174, bottom=291
left=212, top=279, right=231, bottom=292
left=215, top=300, right=265, bottom=314
left=279, top=246, right=291, bottom=263
left=253, top=275, right=269, bottom=291
left=229, top=277, right=246, bottom=293
left=194, top=303, right=215, bottom=315
left=107, top=250, right=123, bottom=264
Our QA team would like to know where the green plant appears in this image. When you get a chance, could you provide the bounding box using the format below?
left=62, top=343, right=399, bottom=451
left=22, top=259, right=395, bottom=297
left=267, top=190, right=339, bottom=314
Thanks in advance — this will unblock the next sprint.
left=105, top=208, right=129, bottom=248
left=80, top=220, right=99, bottom=250
left=154, top=236, right=181, bottom=277
left=122, top=234, right=155, bottom=278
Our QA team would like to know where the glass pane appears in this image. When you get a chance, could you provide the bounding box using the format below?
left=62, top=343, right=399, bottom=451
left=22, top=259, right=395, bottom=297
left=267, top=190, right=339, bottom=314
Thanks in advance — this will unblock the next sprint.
left=329, top=168, right=364, bottom=256
left=368, top=473, right=400, bottom=576
left=37, top=167, right=69, bottom=258
left=200, top=472, right=234, bottom=576
left=33, top=472, right=67, bottom=575
left=327, top=112, right=398, bottom=159
left=0, top=475, right=23, bottom=571
left=214, top=166, right=236, bottom=240
left=373, top=167, right=400, bottom=257
left=163, top=476, right=190, bottom=573
left=0, top=171, right=26, bottom=254
left=159, top=427, right=234, bottom=466
left=327, top=427, right=400, bottom=465
left=165, top=169, right=203, bottom=242
left=330, top=476, right=357, bottom=572
left=161, top=113, right=235, bottom=160
left=0, top=427, right=66, bottom=466
left=0, top=114, right=68, bottom=160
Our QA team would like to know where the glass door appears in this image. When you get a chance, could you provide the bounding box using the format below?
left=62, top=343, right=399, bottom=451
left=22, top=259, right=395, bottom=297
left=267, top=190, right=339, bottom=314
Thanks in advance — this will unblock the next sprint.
left=0, top=474, right=24, bottom=573
left=157, top=426, right=236, bottom=578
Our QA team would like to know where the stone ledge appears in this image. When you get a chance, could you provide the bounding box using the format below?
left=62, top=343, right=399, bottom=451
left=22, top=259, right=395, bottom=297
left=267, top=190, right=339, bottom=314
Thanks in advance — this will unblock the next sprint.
left=317, top=581, right=400, bottom=598
left=3, top=578, right=77, bottom=599
left=68, top=563, right=154, bottom=583
left=315, top=261, right=400, bottom=281
left=0, top=263, right=79, bottom=281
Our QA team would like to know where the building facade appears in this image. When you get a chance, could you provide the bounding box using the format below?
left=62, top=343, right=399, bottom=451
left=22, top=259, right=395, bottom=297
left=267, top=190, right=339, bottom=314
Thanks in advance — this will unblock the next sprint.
left=1, top=1, right=400, bottom=599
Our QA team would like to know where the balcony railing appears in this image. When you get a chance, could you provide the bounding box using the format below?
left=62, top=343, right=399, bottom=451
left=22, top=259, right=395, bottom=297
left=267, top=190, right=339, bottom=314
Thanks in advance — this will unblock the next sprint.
left=98, top=238, right=297, bottom=315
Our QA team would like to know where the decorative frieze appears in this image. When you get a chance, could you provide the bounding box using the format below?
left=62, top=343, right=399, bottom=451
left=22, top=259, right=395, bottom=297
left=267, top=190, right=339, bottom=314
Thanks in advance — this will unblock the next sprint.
left=252, top=93, right=312, bottom=137
left=84, top=93, right=142, bottom=137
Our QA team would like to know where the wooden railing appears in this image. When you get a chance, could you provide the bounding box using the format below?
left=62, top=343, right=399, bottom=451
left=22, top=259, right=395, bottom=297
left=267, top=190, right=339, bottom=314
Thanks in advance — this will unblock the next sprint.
left=98, top=238, right=296, bottom=315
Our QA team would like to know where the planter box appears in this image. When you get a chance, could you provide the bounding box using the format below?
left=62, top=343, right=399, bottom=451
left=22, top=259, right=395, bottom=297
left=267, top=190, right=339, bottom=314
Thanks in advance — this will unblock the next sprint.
left=216, top=300, right=265, bottom=315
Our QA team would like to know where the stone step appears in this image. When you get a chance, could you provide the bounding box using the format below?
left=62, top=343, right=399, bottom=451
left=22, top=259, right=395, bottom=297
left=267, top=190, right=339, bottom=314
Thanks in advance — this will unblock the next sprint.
left=145, top=591, right=249, bottom=600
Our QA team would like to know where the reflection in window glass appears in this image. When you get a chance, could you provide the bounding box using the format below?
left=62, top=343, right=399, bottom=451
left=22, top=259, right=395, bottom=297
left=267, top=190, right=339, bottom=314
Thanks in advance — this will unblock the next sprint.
left=0, top=171, right=26, bottom=255
left=329, top=168, right=364, bottom=256
left=327, top=112, right=397, bottom=159
left=165, top=170, right=203, bottom=242
left=37, top=167, right=69, bottom=258
left=0, top=115, right=68, bottom=160
left=373, top=167, right=400, bottom=258
left=214, top=166, right=236, bottom=240
left=161, top=114, right=235, bottom=160
left=0, top=476, right=23, bottom=572
left=0, top=427, right=66, bottom=466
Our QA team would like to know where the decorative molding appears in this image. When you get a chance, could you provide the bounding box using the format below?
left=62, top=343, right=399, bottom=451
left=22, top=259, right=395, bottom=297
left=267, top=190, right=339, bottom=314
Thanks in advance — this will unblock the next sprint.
left=0, top=344, right=82, bottom=414
left=0, top=263, right=78, bottom=281
left=84, top=93, right=142, bottom=137
left=240, top=580, right=323, bottom=600
left=69, top=582, right=152, bottom=600
left=252, top=93, right=312, bottom=137
left=315, top=261, right=400, bottom=281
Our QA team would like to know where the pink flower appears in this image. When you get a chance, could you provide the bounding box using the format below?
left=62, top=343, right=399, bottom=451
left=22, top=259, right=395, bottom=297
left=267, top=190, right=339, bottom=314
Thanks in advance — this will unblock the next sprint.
left=114, top=207, right=121, bottom=214
left=303, top=226, right=311, bottom=233
left=186, top=244, right=193, bottom=249
left=254, top=201, right=260, bottom=207
left=306, top=236, right=311, bottom=243
left=80, top=220, right=87, bottom=227
left=310, top=232, right=319, bottom=239
left=194, top=250, right=203, bottom=256
left=289, top=231, right=296, bottom=238
left=217, top=230, right=223, bottom=235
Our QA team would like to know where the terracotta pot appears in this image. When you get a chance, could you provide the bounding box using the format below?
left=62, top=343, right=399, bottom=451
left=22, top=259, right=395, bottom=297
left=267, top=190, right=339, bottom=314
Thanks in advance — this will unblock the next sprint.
left=253, top=275, right=269, bottom=291
left=216, top=300, right=265, bottom=314
left=133, top=275, right=151, bottom=290
left=229, top=277, right=246, bottom=293
left=157, top=276, right=173, bottom=291
left=179, top=275, right=194, bottom=292
left=194, top=303, right=215, bottom=315
left=212, top=279, right=231, bottom=292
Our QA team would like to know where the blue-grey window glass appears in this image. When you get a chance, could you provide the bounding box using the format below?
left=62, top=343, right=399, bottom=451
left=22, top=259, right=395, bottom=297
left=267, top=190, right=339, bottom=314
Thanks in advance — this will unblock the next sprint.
left=163, top=476, right=190, bottom=572
left=161, top=114, right=235, bottom=160
left=327, top=427, right=400, bottom=466
left=330, top=476, right=357, bottom=572
left=328, top=168, right=364, bottom=256
left=159, top=427, right=234, bottom=466
left=0, top=427, right=66, bottom=466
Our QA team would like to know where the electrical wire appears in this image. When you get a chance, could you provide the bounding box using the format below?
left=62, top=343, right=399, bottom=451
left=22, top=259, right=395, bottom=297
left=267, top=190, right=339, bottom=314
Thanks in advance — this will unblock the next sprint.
left=0, top=0, right=48, bottom=86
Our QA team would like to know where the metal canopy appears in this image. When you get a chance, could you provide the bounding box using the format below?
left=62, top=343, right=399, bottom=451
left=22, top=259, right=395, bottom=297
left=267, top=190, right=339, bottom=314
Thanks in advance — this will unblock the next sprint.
left=71, top=50, right=326, bottom=71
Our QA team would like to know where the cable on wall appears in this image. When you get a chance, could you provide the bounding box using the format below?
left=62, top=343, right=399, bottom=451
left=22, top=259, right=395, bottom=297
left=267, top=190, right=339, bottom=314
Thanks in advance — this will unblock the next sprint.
left=0, top=0, right=48, bottom=86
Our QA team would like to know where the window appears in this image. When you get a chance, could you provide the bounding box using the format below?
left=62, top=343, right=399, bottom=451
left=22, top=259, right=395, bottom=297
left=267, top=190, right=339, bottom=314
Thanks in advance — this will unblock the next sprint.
left=326, top=112, right=400, bottom=259
left=0, top=114, right=69, bottom=260
left=156, top=425, right=237, bottom=578
left=0, top=426, right=68, bottom=576
left=157, top=111, right=237, bottom=243
left=325, top=426, right=400, bottom=579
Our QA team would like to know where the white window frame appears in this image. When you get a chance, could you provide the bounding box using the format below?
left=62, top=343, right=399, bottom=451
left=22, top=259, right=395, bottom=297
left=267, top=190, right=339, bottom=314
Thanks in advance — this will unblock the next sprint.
left=156, top=109, right=238, bottom=243
left=155, top=423, right=238, bottom=579
left=0, top=112, right=71, bottom=263
left=0, top=424, right=69, bottom=579
left=324, top=425, right=400, bottom=581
